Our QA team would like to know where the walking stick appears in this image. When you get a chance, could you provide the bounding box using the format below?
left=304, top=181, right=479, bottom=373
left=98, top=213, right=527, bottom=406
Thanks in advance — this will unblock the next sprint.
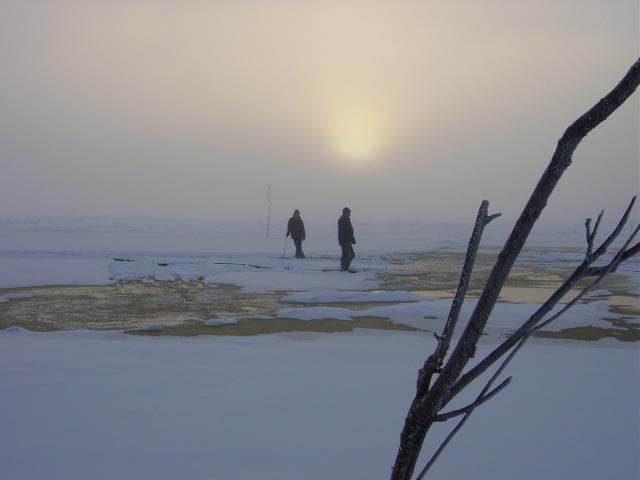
left=282, top=236, right=288, bottom=258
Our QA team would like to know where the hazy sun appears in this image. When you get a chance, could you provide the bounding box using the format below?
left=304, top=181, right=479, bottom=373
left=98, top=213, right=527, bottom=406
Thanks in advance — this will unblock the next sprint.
left=324, top=103, right=387, bottom=163
left=336, top=128, right=377, bottom=161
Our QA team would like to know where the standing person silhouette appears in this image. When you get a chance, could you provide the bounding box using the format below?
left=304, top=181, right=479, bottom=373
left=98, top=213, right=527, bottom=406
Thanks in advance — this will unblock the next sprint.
left=286, top=209, right=306, bottom=258
left=338, top=207, right=356, bottom=271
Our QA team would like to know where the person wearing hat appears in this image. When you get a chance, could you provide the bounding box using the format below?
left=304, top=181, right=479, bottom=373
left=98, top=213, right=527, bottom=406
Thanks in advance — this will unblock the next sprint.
left=337, top=207, right=356, bottom=271
left=286, top=209, right=306, bottom=258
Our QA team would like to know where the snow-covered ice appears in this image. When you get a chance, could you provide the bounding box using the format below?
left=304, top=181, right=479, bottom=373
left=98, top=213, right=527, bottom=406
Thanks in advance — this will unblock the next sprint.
left=0, top=292, right=32, bottom=302
left=143, top=323, right=163, bottom=332
left=281, top=290, right=426, bottom=303
left=0, top=330, right=637, bottom=480
left=205, top=317, right=239, bottom=326
left=0, top=217, right=638, bottom=480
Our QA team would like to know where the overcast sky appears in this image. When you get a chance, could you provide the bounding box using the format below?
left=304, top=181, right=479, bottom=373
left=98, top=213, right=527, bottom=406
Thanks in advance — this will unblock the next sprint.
left=0, top=1, right=638, bottom=228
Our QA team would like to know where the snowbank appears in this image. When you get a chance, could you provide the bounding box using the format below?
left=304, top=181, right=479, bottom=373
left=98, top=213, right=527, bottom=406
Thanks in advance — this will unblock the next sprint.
left=0, top=330, right=637, bottom=480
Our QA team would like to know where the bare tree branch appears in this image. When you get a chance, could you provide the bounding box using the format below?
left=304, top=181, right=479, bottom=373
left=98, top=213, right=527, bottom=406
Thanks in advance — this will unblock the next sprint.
left=535, top=223, right=639, bottom=334
left=415, top=376, right=512, bottom=480
left=591, top=196, right=636, bottom=259
left=416, top=201, right=500, bottom=396
left=585, top=210, right=604, bottom=259
left=586, top=241, right=640, bottom=275
left=417, top=228, right=635, bottom=480
left=415, top=219, right=640, bottom=480
left=449, top=197, right=638, bottom=400
left=390, top=57, right=640, bottom=480
left=435, top=377, right=512, bottom=422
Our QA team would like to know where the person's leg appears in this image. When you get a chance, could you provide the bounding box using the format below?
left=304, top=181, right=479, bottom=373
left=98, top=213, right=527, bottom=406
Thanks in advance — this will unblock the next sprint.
left=340, top=244, right=349, bottom=270
left=294, top=238, right=303, bottom=258
left=344, top=244, right=355, bottom=270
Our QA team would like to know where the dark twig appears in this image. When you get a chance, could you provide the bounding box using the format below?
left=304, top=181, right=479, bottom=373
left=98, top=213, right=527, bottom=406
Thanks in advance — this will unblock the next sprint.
left=435, top=378, right=512, bottom=422
left=416, top=377, right=514, bottom=480
left=536, top=222, right=639, bottom=334
left=586, top=241, right=640, bottom=275
left=585, top=210, right=603, bottom=259
left=591, top=196, right=636, bottom=259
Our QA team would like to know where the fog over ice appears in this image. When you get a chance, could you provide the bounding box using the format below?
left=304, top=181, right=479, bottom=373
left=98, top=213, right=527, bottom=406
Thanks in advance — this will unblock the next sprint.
left=0, top=1, right=638, bottom=231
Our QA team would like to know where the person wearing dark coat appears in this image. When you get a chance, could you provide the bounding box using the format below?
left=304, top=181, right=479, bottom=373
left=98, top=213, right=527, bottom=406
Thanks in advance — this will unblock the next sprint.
left=286, top=209, right=306, bottom=258
left=337, top=207, right=356, bottom=271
